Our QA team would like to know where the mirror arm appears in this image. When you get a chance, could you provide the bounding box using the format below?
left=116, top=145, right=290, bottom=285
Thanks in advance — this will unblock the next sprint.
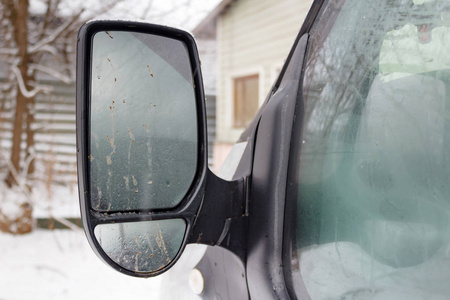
left=188, top=169, right=248, bottom=259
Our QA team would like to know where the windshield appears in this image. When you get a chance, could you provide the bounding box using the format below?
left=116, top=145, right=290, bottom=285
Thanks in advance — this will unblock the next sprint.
left=286, top=0, right=450, bottom=298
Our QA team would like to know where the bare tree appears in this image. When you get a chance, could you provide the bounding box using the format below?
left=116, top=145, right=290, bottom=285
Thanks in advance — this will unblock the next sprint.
left=0, top=0, right=208, bottom=234
left=0, top=0, right=121, bottom=233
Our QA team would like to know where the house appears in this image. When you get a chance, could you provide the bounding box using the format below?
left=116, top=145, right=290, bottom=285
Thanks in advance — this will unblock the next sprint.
left=193, top=0, right=313, bottom=171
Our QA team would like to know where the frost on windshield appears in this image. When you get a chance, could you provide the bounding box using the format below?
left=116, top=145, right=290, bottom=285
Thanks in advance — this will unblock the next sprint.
left=290, top=0, right=450, bottom=298
left=89, top=31, right=198, bottom=212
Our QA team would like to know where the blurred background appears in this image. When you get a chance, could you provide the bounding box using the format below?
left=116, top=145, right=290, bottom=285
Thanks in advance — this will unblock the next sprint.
left=0, top=0, right=311, bottom=298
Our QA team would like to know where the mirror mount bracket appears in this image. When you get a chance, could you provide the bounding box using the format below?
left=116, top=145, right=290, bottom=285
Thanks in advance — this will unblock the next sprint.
left=188, top=169, right=248, bottom=260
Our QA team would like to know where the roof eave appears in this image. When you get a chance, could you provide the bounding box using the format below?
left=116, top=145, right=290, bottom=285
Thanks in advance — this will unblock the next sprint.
left=192, top=0, right=235, bottom=36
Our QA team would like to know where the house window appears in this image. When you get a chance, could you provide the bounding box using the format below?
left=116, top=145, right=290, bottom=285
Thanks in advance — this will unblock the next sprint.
left=233, top=74, right=259, bottom=128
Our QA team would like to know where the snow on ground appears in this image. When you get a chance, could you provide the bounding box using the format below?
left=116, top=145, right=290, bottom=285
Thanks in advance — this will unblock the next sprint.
left=0, top=180, right=166, bottom=299
left=31, top=182, right=80, bottom=219
left=0, top=229, right=163, bottom=300
left=0, top=180, right=79, bottom=220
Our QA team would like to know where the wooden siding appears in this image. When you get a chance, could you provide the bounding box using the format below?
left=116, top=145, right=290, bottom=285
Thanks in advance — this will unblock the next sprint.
left=217, top=0, right=312, bottom=143
left=0, top=80, right=77, bottom=185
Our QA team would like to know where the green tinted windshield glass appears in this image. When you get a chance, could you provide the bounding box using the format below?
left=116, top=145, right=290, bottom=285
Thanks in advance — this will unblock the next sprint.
left=287, top=0, right=450, bottom=298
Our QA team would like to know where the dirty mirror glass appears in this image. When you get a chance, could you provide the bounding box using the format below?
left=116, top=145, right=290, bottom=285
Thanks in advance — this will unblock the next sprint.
left=94, top=219, right=186, bottom=273
left=89, top=31, right=198, bottom=212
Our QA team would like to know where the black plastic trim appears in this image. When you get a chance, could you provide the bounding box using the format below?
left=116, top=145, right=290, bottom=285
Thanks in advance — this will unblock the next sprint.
left=188, top=169, right=246, bottom=256
left=246, top=34, right=308, bottom=300
left=76, top=20, right=209, bottom=278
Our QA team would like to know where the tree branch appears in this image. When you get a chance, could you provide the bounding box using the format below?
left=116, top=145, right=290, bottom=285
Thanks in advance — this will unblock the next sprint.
left=12, top=64, right=53, bottom=98
left=0, top=149, right=32, bottom=199
left=30, top=63, right=72, bottom=84
left=0, top=48, right=17, bottom=55
left=29, top=9, right=84, bottom=54
left=33, top=44, right=58, bottom=56
left=0, top=149, right=82, bottom=233
left=140, top=0, right=154, bottom=19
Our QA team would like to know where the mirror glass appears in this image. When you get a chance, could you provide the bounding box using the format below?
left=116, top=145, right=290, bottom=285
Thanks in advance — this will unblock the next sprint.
left=89, top=31, right=198, bottom=212
left=94, top=219, right=186, bottom=273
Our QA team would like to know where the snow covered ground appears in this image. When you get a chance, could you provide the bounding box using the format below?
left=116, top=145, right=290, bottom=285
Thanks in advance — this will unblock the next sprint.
left=0, top=181, right=166, bottom=299
left=0, top=229, right=164, bottom=299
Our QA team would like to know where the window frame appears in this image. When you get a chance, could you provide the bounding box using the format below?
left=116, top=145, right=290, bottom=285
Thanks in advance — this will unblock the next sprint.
left=281, top=0, right=355, bottom=296
left=245, top=31, right=312, bottom=298
left=242, top=0, right=329, bottom=297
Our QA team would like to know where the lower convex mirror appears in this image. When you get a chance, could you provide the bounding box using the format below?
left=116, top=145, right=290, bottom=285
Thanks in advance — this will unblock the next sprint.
left=94, top=219, right=186, bottom=273
left=77, top=21, right=208, bottom=277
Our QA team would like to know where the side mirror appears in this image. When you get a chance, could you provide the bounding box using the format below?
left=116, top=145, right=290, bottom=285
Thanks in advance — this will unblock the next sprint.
left=76, top=21, right=209, bottom=277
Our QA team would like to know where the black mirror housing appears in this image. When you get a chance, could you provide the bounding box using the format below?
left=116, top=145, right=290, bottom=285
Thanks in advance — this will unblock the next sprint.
left=76, top=20, right=209, bottom=277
